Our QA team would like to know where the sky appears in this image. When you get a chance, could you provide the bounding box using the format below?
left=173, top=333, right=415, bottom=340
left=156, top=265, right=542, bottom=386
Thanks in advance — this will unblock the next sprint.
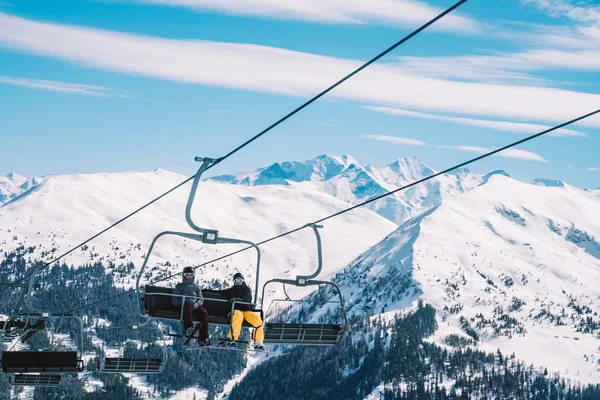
left=0, top=0, right=599, bottom=189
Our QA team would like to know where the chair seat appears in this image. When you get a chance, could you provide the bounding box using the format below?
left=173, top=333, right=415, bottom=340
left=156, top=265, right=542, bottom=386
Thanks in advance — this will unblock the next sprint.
left=263, top=323, right=342, bottom=345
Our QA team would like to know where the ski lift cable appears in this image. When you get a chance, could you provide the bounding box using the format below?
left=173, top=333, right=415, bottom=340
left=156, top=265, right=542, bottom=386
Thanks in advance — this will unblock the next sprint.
left=0, top=0, right=467, bottom=297
left=64, top=107, right=600, bottom=314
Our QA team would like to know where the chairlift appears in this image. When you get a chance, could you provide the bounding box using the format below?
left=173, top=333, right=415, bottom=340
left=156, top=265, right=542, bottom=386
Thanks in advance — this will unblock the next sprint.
left=97, top=324, right=167, bottom=374
left=260, top=224, right=348, bottom=346
left=0, top=266, right=85, bottom=385
left=136, top=158, right=263, bottom=339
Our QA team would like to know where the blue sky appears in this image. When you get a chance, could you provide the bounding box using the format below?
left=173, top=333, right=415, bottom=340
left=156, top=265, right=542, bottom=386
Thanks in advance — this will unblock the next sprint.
left=0, top=0, right=599, bottom=188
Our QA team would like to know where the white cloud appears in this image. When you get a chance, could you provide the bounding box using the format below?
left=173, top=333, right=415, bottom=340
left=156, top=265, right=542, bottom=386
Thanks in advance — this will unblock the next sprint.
left=1, top=12, right=600, bottom=128
left=0, top=76, right=127, bottom=97
left=567, top=165, right=578, bottom=171
left=587, top=167, right=599, bottom=172
left=365, top=106, right=587, bottom=137
left=438, top=145, right=548, bottom=162
left=392, top=48, right=600, bottom=84
left=133, top=0, right=478, bottom=33
left=523, top=0, right=600, bottom=24
left=361, top=134, right=427, bottom=146
left=363, top=134, right=548, bottom=162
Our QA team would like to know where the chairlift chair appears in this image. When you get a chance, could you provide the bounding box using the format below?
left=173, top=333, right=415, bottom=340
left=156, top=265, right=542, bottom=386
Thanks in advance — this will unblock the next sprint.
left=0, top=266, right=85, bottom=385
left=260, top=225, right=348, bottom=346
left=1, top=313, right=85, bottom=381
left=136, top=158, right=264, bottom=339
left=97, top=324, right=167, bottom=374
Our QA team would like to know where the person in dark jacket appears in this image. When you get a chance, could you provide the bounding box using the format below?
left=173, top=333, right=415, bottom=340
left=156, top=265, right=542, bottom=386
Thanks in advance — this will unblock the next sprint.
left=216, top=272, right=264, bottom=350
left=173, top=266, right=210, bottom=346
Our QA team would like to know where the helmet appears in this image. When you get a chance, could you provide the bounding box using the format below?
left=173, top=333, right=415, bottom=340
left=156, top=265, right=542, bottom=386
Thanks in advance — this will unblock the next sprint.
left=182, top=266, right=195, bottom=280
left=233, top=272, right=245, bottom=285
left=233, top=272, right=244, bottom=280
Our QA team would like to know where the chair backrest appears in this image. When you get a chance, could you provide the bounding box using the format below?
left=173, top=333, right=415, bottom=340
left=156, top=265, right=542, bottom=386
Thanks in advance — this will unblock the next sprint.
left=2, top=351, right=80, bottom=373
left=144, top=286, right=239, bottom=318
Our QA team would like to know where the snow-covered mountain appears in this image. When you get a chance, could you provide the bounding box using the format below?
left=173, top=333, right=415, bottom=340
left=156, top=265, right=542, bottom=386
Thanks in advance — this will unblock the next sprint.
left=209, top=154, right=485, bottom=224
left=320, top=174, right=600, bottom=385
left=0, top=168, right=396, bottom=290
left=3, top=158, right=598, bottom=396
left=0, top=172, right=42, bottom=205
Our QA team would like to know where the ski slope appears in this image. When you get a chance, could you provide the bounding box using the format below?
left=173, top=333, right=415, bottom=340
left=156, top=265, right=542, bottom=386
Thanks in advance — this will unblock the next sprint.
left=328, top=174, right=600, bottom=385
left=0, top=168, right=396, bottom=292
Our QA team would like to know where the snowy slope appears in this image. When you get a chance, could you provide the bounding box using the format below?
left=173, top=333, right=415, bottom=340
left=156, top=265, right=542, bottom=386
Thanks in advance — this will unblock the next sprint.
left=0, top=169, right=396, bottom=291
left=209, top=154, right=484, bottom=224
left=323, top=174, right=600, bottom=385
left=0, top=172, right=42, bottom=205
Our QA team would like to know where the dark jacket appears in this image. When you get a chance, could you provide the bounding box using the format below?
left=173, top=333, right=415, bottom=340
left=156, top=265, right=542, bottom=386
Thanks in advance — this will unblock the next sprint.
left=172, top=280, right=203, bottom=309
left=216, top=283, right=253, bottom=311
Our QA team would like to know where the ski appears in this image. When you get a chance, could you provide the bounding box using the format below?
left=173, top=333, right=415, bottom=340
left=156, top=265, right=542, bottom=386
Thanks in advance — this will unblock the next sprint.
left=182, top=324, right=201, bottom=345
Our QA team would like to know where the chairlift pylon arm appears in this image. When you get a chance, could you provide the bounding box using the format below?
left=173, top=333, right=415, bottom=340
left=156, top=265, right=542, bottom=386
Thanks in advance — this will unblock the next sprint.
left=295, top=224, right=324, bottom=284
left=185, top=157, right=220, bottom=234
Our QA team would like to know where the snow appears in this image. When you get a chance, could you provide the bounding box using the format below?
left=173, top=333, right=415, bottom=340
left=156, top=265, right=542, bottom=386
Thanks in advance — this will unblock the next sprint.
left=218, top=348, right=266, bottom=400
left=325, top=174, right=600, bottom=385
left=0, top=169, right=396, bottom=295
left=0, top=173, right=43, bottom=205
left=208, top=154, right=484, bottom=225
left=169, top=387, right=208, bottom=400
left=4, top=155, right=600, bottom=395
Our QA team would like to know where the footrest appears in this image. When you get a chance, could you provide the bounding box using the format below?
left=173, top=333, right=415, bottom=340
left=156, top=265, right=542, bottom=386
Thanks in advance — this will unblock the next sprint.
left=12, top=374, right=62, bottom=387
left=102, top=358, right=163, bottom=373
left=263, top=323, right=342, bottom=345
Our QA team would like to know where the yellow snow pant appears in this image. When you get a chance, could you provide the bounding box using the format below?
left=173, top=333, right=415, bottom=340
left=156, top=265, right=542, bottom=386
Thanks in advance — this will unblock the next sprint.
left=227, top=310, right=264, bottom=343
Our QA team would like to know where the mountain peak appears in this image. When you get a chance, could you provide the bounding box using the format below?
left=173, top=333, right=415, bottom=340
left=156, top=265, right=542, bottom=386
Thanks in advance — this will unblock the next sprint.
left=385, top=156, right=435, bottom=179
left=481, top=170, right=510, bottom=185
left=530, top=178, right=565, bottom=188
left=5, top=172, right=27, bottom=184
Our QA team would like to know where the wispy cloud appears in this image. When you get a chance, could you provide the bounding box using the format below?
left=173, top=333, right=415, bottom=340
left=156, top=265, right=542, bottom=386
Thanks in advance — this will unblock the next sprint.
left=362, top=134, right=548, bottom=162
left=523, top=0, right=600, bottom=24
left=365, top=106, right=587, bottom=137
left=360, top=134, right=427, bottom=146
left=391, top=48, right=600, bottom=84
left=1, top=12, right=599, bottom=128
left=0, top=76, right=128, bottom=97
left=438, top=145, right=548, bottom=162
left=520, top=1, right=600, bottom=49
left=132, top=0, right=479, bottom=33
left=587, top=167, right=599, bottom=172
left=567, top=165, right=578, bottom=171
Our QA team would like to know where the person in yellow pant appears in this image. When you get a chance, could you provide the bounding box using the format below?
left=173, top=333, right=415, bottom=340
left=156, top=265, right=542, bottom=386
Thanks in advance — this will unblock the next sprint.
left=216, top=272, right=265, bottom=351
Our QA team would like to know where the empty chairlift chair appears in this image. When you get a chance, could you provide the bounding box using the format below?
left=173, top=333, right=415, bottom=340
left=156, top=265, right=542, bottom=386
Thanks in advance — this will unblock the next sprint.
left=261, top=225, right=348, bottom=346
left=1, top=264, right=84, bottom=387
left=98, top=324, right=167, bottom=374
left=1, top=313, right=85, bottom=384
